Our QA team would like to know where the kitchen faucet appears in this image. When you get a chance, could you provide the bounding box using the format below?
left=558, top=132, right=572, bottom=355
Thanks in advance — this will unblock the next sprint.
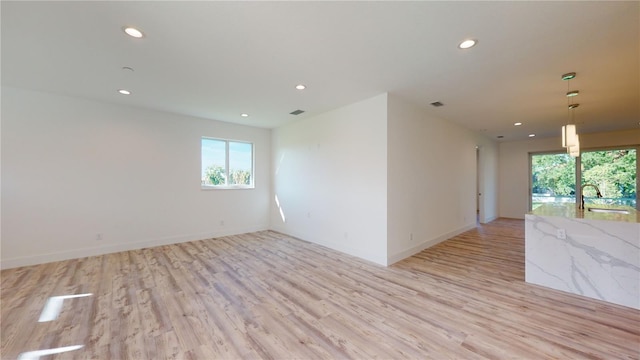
left=580, top=184, right=603, bottom=209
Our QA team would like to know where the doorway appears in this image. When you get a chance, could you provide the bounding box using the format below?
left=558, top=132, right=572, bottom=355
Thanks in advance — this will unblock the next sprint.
left=476, top=146, right=484, bottom=223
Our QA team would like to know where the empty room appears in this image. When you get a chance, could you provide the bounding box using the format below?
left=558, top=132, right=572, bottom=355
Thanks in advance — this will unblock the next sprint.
left=2, top=1, right=639, bottom=359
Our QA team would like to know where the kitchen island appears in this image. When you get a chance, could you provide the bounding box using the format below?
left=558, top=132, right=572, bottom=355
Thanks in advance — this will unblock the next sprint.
left=525, top=203, right=639, bottom=310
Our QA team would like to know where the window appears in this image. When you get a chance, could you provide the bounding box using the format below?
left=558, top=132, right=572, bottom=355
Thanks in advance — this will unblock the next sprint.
left=530, top=152, right=576, bottom=210
left=530, top=146, right=638, bottom=210
left=581, top=148, right=636, bottom=208
left=201, top=138, right=253, bottom=189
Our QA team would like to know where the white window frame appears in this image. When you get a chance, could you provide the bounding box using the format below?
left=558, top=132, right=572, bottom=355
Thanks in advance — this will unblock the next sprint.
left=201, top=137, right=254, bottom=190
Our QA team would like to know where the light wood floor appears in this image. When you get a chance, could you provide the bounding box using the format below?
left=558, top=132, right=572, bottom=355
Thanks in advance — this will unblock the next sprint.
left=2, top=218, right=639, bottom=359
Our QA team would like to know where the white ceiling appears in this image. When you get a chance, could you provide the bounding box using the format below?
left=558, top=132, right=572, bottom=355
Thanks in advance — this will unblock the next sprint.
left=2, top=1, right=639, bottom=142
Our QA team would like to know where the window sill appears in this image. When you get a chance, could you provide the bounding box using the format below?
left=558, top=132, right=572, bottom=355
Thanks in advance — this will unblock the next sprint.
left=201, top=185, right=255, bottom=190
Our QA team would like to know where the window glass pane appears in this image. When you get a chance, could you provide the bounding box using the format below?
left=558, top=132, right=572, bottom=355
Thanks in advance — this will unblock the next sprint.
left=228, top=141, right=252, bottom=185
left=531, top=153, right=576, bottom=210
left=581, top=149, right=636, bottom=208
left=202, top=138, right=227, bottom=185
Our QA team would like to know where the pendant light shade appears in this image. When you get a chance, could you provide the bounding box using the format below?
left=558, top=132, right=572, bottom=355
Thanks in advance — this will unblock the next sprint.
left=562, top=124, right=577, bottom=148
left=568, top=135, right=580, bottom=157
left=561, top=72, right=579, bottom=155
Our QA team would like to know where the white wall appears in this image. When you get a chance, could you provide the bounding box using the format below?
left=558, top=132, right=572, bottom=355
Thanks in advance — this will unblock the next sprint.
left=499, top=129, right=640, bottom=219
left=1, top=86, right=503, bottom=269
left=386, top=94, right=496, bottom=264
left=1, top=87, right=271, bottom=269
left=271, top=94, right=388, bottom=265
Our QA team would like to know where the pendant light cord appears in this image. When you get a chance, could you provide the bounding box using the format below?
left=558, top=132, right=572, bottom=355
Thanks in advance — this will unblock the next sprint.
left=567, top=78, right=571, bottom=126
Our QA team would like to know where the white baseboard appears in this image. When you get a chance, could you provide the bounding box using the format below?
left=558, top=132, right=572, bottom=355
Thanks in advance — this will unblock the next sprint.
left=386, top=223, right=477, bottom=265
left=0, top=225, right=267, bottom=270
left=269, top=226, right=388, bottom=266
left=2, top=222, right=477, bottom=270
left=483, top=215, right=498, bottom=223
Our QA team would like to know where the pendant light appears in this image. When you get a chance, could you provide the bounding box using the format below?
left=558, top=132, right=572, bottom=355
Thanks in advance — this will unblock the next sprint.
left=562, top=124, right=577, bottom=148
left=568, top=135, right=580, bottom=157
left=561, top=72, right=579, bottom=151
left=567, top=103, right=580, bottom=157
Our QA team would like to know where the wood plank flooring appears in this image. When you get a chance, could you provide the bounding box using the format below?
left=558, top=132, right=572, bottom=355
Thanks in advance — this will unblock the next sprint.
left=2, top=218, right=639, bottom=359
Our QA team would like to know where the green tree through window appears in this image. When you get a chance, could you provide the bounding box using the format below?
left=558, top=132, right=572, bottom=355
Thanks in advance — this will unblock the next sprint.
left=201, top=138, right=253, bottom=188
left=531, top=148, right=637, bottom=209
left=581, top=149, right=636, bottom=201
left=532, top=153, right=576, bottom=196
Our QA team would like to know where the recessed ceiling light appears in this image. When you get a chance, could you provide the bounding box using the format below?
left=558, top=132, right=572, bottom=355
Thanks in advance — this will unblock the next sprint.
left=295, top=84, right=306, bottom=90
left=118, top=89, right=131, bottom=95
left=123, top=26, right=144, bottom=38
left=561, top=72, right=576, bottom=81
left=528, top=134, right=536, bottom=137
left=514, top=122, right=522, bottom=126
left=458, top=39, right=477, bottom=49
left=240, top=113, right=249, bottom=117
left=568, top=103, right=580, bottom=109
left=566, top=90, right=579, bottom=97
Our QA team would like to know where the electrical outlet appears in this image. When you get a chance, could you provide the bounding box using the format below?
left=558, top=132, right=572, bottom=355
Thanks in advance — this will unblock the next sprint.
left=410, top=233, right=413, bottom=241
left=220, top=220, right=225, bottom=226
left=556, top=229, right=566, bottom=240
left=96, top=233, right=102, bottom=241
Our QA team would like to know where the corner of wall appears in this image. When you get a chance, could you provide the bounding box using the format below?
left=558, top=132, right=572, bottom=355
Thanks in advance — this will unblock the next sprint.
left=269, top=93, right=390, bottom=266
left=387, top=222, right=476, bottom=265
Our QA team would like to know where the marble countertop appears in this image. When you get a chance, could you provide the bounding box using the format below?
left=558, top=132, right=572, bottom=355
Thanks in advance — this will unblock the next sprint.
left=530, top=203, right=640, bottom=223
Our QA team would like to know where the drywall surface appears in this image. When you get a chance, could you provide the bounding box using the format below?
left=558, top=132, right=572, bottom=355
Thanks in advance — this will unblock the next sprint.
left=499, top=129, right=640, bottom=219
left=1, top=87, right=271, bottom=268
left=386, top=94, right=485, bottom=264
left=271, top=93, right=388, bottom=265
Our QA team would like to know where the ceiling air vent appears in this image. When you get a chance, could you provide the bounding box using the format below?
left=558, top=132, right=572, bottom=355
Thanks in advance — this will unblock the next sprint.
left=290, top=109, right=305, bottom=115
left=430, top=101, right=444, bottom=107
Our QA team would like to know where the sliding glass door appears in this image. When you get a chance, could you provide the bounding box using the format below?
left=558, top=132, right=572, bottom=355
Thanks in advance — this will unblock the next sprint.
left=531, top=153, right=576, bottom=210
left=530, top=147, right=638, bottom=210
left=581, top=149, right=637, bottom=208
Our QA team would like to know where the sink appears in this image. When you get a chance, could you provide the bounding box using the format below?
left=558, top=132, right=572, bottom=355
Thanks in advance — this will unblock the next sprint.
left=587, top=207, right=630, bottom=214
